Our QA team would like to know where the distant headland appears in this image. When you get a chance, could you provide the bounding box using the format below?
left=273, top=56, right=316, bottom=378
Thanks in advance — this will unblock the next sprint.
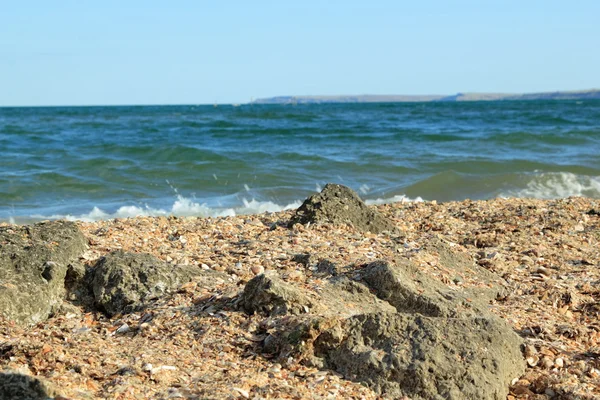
left=252, top=89, right=600, bottom=104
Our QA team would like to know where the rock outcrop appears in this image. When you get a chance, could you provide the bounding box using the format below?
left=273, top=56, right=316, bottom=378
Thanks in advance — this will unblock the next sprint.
left=91, top=250, right=203, bottom=316
left=288, top=184, right=394, bottom=233
left=0, top=371, right=54, bottom=400
left=0, top=221, right=87, bottom=325
left=240, top=243, right=525, bottom=399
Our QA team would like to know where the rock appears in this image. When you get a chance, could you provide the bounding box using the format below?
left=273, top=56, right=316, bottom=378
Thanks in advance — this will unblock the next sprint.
left=288, top=184, right=394, bottom=234
left=241, top=253, right=525, bottom=399
left=240, top=271, right=316, bottom=316
left=0, top=371, right=55, bottom=399
left=360, top=259, right=490, bottom=318
left=91, top=250, right=204, bottom=316
left=0, top=221, right=87, bottom=325
left=313, top=313, right=524, bottom=400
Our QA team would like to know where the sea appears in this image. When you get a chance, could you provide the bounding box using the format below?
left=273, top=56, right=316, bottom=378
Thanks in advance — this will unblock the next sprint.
left=1, top=101, right=599, bottom=223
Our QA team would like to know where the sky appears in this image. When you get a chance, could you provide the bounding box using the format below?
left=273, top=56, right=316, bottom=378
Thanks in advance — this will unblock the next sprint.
left=1, top=0, right=599, bottom=106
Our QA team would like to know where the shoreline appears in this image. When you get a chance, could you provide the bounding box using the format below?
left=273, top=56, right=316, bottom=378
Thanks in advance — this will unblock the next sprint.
left=2, top=196, right=600, bottom=398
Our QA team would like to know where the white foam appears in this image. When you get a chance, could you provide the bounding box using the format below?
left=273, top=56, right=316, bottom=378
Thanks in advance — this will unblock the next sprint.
left=501, top=172, right=600, bottom=199
left=366, top=194, right=424, bottom=205
left=28, top=195, right=302, bottom=222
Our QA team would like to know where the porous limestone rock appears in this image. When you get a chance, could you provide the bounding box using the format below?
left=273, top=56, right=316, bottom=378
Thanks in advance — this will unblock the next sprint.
left=288, top=183, right=394, bottom=234
left=241, top=243, right=525, bottom=399
left=0, top=371, right=55, bottom=400
left=0, top=221, right=87, bottom=325
left=91, top=250, right=203, bottom=316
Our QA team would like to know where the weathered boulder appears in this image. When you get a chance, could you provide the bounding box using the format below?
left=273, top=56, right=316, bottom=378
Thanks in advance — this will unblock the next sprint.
left=0, top=371, right=55, bottom=400
left=91, top=250, right=203, bottom=316
left=240, top=271, right=317, bottom=316
left=313, top=313, right=523, bottom=400
left=0, top=221, right=87, bottom=325
left=289, top=184, right=394, bottom=234
left=241, top=250, right=524, bottom=399
left=360, top=259, right=489, bottom=318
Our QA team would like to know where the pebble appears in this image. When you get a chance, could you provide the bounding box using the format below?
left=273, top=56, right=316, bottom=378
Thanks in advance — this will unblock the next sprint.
left=116, top=323, right=130, bottom=334
left=554, top=357, right=564, bottom=368
left=251, top=265, right=264, bottom=275
left=540, top=356, right=554, bottom=369
left=536, top=266, right=551, bottom=276
left=142, top=363, right=153, bottom=372
left=268, top=363, right=282, bottom=374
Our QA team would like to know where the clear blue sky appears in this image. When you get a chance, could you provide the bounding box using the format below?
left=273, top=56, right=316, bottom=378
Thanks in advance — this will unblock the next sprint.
left=1, top=0, right=598, bottom=106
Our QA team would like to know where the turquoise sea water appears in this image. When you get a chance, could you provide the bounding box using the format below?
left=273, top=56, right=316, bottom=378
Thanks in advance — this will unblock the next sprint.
left=1, top=101, right=600, bottom=222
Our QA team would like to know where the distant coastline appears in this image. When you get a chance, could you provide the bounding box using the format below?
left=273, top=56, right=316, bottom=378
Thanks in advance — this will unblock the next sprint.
left=252, top=89, right=600, bottom=104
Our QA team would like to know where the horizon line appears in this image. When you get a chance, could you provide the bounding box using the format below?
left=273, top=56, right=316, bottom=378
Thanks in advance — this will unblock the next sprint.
left=1, top=87, right=599, bottom=108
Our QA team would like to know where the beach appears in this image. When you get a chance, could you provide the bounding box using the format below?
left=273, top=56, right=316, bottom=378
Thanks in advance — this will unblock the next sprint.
left=1, top=196, right=599, bottom=399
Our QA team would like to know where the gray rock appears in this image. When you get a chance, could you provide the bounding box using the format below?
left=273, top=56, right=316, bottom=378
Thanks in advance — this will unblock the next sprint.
left=91, top=250, right=202, bottom=316
left=240, top=271, right=316, bottom=316
left=289, top=184, right=394, bottom=234
left=0, top=221, right=87, bottom=326
left=360, top=259, right=489, bottom=318
left=241, top=249, right=524, bottom=399
left=0, top=371, right=55, bottom=400
left=313, top=313, right=523, bottom=400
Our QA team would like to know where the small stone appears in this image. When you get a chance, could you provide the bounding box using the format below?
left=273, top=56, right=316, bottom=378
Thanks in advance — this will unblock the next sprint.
left=540, top=356, right=554, bottom=369
left=554, top=357, right=564, bottom=368
left=268, top=363, right=282, bottom=374
left=535, top=267, right=551, bottom=276
left=115, top=323, right=130, bottom=334
left=251, top=265, right=264, bottom=275
left=142, top=363, right=153, bottom=372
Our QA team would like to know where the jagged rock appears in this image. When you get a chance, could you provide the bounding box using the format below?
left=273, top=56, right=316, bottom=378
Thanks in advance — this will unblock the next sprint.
left=0, top=371, right=55, bottom=399
left=240, top=271, right=316, bottom=316
left=289, top=184, right=394, bottom=234
left=360, top=259, right=489, bottom=318
left=0, top=221, right=87, bottom=325
left=91, top=250, right=203, bottom=316
left=241, top=251, right=524, bottom=399
left=313, top=313, right=524, bottom=400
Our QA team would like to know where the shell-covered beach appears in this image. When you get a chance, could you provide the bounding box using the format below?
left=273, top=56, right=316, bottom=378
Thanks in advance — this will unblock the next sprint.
left=1, top=192, right=600, bottom=399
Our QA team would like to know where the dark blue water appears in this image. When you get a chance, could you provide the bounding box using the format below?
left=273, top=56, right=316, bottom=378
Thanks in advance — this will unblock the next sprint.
left=1, top=101, right=599, bottom=222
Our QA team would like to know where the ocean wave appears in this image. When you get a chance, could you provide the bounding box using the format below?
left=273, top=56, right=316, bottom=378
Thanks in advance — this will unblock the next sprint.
left=500, top=172, right=600, bottom=199
left=365, top=194, right=424, bottom=205
left=28, top=195, right=303, bottom=222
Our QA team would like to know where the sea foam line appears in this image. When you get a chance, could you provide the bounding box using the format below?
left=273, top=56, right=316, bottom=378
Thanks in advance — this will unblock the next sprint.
left=29, top=195, right=303, bottom=222
left=500, top=172, right=600, bottom=199
left=23, top=193, right=426, bottom=222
